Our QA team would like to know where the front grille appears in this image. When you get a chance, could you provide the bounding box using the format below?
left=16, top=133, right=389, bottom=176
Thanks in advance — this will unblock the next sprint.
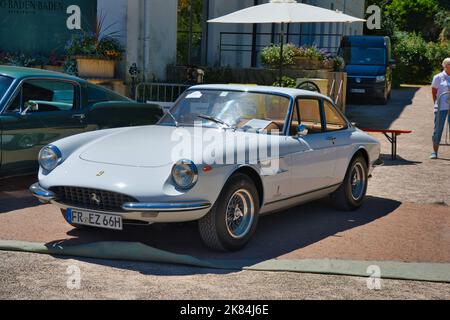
left=50, top=186, right=138, bottom=212
left=348, top=77, right=376, bottom=85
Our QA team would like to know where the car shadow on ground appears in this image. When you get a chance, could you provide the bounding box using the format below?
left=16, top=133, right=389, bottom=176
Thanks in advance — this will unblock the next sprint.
left=46, top=196, right=401, bottom=276
left=346, top=87, right=420, bottom=130
left=0, top=175, right=40, bottom=214
left=379, top=154, right=422, bottom=167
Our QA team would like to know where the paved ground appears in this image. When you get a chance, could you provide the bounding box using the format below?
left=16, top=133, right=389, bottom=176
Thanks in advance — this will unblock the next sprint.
left=0, top=86, right=449, bottom=299
left=347, top=86, right=450, bottom=205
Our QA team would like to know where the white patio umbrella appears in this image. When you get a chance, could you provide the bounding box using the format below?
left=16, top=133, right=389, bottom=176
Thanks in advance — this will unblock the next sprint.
left=208, top=0, right=366, bottom=83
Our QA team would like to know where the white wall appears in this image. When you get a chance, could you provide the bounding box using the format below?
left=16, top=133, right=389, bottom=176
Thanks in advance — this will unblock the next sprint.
left=97, top=0, right=128, bottom=78
left=98, top=0, right=177, bottom=81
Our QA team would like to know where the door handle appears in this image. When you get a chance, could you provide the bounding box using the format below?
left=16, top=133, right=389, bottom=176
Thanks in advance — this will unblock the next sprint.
left=72, top=114, right=86, bottom=120
left=327, top=136, right=337, bottom=144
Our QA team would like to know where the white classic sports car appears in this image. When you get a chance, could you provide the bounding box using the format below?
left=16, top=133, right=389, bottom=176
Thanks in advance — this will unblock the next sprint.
left=31, top=84, right=381, bottom=251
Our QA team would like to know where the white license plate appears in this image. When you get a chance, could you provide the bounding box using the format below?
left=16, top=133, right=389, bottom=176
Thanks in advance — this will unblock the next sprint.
left=351, top=89, right=366, bottom=93
left=67, top=208, right=123, bottom=230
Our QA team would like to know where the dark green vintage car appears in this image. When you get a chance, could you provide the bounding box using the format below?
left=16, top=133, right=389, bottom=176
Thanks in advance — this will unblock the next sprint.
left=0, top=66, right=163, bottom=177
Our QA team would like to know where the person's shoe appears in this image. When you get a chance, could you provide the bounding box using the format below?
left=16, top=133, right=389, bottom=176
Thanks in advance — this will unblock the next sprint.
left=430, top=152, right=438, bottom=160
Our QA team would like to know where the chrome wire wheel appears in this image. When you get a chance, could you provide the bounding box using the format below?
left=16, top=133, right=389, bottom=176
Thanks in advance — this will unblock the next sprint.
left=350, top=162, right=366, bottom=201
left=225, top=189, right=255, bottom=239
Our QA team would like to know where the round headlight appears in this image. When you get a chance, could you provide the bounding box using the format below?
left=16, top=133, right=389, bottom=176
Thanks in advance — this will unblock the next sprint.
left=171, top=160, right=198, bottom=190
left=39, top=145, right=62, bottom=172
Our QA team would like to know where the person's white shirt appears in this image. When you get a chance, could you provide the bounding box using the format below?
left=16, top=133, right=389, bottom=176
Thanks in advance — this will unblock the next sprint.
left=432, top=71, right=450, bottom=111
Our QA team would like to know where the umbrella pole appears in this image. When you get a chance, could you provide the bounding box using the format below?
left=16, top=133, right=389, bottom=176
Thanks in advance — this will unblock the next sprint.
left=279, top=22, right=285, bottom=86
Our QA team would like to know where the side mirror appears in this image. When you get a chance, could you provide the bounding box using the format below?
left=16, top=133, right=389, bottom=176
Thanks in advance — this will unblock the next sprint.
left=21, top=101, right=39, bottom=115
left=296, top=124, right=309, bottom=137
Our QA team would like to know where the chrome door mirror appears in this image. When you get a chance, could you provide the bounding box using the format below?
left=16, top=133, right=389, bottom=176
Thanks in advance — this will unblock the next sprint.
left=21, top=101, right=39, bottom=115
left=296, top=124, right=309, bottom=137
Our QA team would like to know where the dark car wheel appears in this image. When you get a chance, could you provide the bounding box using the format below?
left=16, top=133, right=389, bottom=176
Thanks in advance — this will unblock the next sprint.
left=198, top=173, right=260, bottom=252
left=330, top=155, right=368, bottom=211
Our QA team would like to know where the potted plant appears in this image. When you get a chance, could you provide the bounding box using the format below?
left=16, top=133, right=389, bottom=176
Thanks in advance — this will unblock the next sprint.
left=292, top=46, right=324, bottom=70
left=65, top=13, right=124, bottom=78
left=65, top=32, right=123, bottom=78
left=261, top=43, right=297, bottom=69
left=321, top=54, right=345, bottom=72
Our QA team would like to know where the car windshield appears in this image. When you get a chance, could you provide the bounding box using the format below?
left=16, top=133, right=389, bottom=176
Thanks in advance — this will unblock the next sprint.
left=159, top=89, right=291, bottom=134
left=343, top=47, right=386, bottom=66
left=0, top=75, right=13, bottom=99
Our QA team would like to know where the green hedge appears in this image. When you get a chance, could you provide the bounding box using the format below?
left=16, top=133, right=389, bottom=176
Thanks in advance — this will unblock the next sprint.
left=393, top=31, right=449, bottom=85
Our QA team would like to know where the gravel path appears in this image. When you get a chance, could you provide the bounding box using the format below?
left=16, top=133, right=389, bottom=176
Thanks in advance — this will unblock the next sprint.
left=1, top=251, right=449, bottom=300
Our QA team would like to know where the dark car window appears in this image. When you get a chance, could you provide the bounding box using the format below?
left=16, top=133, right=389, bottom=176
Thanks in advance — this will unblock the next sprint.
left=343, top=47, right=386, bottom=66
left=87, top=84, right=129, bottom=107
left=0, top=75, right=13, bottom=99
left=6, top=79, right=76, bottom=113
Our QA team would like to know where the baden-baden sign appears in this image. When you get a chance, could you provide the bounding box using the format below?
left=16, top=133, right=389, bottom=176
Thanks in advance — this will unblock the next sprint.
left=0, top=0, right=97, bottom=55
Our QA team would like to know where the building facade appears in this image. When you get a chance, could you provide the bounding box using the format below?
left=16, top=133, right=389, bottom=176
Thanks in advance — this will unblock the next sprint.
left=0, top=0, right=366, bottom=82
left=107, top=0, right=365, bottom=81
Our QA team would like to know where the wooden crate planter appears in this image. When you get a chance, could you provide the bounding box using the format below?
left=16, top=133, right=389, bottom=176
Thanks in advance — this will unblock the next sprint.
left=292, top=57, right=322, bottom=70
left=75, top=57, right=116, bottom=78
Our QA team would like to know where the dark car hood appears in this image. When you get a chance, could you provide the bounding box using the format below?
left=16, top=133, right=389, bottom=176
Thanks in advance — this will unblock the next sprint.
left=345, top=65, right=387, bottom=77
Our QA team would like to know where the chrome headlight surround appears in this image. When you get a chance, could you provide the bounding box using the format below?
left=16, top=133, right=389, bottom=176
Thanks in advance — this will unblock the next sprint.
left=171, top=159, right=199, bottom=190
left=38, top=145, right=62, bottom=172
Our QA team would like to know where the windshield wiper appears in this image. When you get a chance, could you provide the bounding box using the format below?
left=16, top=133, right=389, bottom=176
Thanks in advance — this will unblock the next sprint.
left=197, top=115, right=233, bottom=129
left=166, top=110, right=179, bottom=127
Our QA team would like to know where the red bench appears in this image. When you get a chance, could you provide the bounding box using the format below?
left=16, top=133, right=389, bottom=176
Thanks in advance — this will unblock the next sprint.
left=362, top=129, right=413, bottom=160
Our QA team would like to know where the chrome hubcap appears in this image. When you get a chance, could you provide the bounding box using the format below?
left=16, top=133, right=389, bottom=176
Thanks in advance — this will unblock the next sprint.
left=350, top=162, right=366, bottom=201
left=225, top=189, right=255, bottom=239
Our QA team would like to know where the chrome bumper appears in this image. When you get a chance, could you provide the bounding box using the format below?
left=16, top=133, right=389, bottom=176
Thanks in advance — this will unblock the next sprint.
left=29, top=183, right=211, bottom=213
left=30, top=183, right=56, bottom=203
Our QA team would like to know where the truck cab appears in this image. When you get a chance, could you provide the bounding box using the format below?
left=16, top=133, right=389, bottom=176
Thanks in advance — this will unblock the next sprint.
left=340, top=36, right=395, bottom=104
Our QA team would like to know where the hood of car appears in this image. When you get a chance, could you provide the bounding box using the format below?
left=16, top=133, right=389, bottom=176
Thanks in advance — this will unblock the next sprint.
left=79, top=125, right=200, bottom=167
left=345, top=64, right=387, bottom=77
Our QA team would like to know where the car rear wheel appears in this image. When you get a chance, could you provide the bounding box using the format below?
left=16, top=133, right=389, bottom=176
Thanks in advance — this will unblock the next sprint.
left=198, top=173, right=260, bottom=252
left=330, top=155, right=368, bottom=211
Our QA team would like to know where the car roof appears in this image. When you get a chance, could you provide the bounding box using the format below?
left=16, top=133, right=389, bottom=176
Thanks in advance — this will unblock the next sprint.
left=0, top=65, right=85, bottom=82
left=189, top=84, right=328, bottom=100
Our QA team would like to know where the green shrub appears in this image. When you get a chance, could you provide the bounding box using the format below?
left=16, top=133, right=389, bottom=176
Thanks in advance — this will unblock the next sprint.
left=427, top=41, right=450, bottom=76
left=392, top=31, right=433, bottom=84
left=272, top=76, right=297, bottom=88
left=261, top=43, right=297, bottom=68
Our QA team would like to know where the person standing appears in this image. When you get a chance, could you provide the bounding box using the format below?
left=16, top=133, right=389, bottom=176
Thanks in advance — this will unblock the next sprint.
left=431, top=58, right=450, bottom=159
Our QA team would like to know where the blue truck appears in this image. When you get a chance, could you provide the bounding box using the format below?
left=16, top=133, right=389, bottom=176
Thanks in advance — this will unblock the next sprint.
left=341, top=36, right=395, bottom=104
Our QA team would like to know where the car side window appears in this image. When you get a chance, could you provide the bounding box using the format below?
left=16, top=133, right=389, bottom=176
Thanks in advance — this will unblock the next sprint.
left=6, top=80, right=76, bottom=113
left=293, top=98, right=323, bottom=135
left=87, top=85, right=129, bottom=107
left=323, top=100, right=347, bottom=132
left=87, top=85, right=108, bottom=106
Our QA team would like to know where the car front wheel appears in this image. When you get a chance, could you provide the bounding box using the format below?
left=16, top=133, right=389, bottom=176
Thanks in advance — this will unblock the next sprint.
left=330, top=155, right=368, bottom=211
left=198, top=173, right=260, bottom=251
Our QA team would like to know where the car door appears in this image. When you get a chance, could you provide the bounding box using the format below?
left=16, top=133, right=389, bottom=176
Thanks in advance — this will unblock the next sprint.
left=288, top=97, right=337, bottom=196
left=322, top=99, right=353, bottom=185
left=0, top=78, right=87, bottom=175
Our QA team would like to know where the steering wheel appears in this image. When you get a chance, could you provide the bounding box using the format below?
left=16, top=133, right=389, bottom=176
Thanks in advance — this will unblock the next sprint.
left=297, top=81, right=321, bottom=93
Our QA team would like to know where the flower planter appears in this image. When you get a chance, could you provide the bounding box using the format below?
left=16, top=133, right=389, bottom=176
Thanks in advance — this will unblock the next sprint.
left=292, top=56, right=322, bottom=70
left=321, top=60, right=335, bottom=71
left=75, top=57, right=116, bottom=78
